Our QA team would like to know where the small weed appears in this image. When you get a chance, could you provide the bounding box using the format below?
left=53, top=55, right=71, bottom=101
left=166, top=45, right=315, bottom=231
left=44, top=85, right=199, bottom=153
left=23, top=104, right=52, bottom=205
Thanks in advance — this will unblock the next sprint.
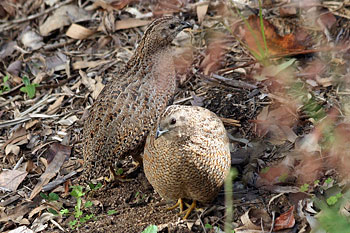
left=40, top=192, right=59, bottom=202
left=107, top=209, right=117, bottom=215
left=116, top=168, right=124, bottom=175
left=205, top=223, right=213, bottom=229
left=326, top=193, right=342, bottom=206
left=0, top=75, right=10, bottom=94
left=300, top=184, right=309, bottom=192
left=20, top=75, right=39, bottom=98
left=142, top=224, right=158, bottom=233
left=325, top=177, right=333, bottom=184
left=40, top=183, right=102, bottom=229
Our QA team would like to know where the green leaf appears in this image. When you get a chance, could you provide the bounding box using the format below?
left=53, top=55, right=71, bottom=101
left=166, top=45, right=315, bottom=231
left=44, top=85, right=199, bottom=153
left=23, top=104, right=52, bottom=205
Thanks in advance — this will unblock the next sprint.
left=107, top=209, right=117, bottom=215
left=300, top=184, right=309, bottom=192
left=60, top=209, right=69, bottom=215
left=48, top=208, right=59, bottom=216
left=84, top=201, right=93, bottom=208
left=71, top=186, right=84, bottom=198
left=325, top=177, right=333, bottom=184
left=89, top=182, right=103, bottom=191
left=142, top=225, right=158, bottom=233
left=22, top=76, right=30, bottom=86
left=116, top=168, right=124, bottom=175
left=3, top=75, right=9, bottom=82
left=49, top=192, right=59, bottom=201
left=40, top=193, right=49, bottom=200
left=205, top=223, right=213, bottom=229
left=69, top=220, right=77, bottom=229
left=84, top=214, right=94, bottom=220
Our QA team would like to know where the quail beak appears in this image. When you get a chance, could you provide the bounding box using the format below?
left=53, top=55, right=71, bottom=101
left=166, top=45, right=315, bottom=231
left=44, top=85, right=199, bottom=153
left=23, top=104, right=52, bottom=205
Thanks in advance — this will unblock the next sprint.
left=179, top=21, right=192, bottom=31
left=155, top=127, right=168, bottom=139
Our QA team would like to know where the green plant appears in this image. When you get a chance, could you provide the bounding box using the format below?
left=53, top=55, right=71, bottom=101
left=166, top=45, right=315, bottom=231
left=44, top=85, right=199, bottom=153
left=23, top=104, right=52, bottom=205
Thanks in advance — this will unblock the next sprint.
left=107, top=209, right=117, bottom=215
left=142, top=224, right=158, bottom=233
left=40, top=192, right=59, bottom=202
left=0, top=75, right=10, bottom=94
left=326, top=193, right=342, bottom=206
left=68, top=185, right=97, bottom=228
left=300, top=183, right=309, bottom=192
left=20, top=75, right=38, bottom=98
left=40, top=183, right=102, bottom=229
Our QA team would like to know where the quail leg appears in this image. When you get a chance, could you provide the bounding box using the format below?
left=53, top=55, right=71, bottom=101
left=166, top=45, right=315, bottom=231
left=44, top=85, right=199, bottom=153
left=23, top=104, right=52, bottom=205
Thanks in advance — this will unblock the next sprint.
left=179, top=200, right=196, bottom=220
left=167, top=198, right=184, bottom=212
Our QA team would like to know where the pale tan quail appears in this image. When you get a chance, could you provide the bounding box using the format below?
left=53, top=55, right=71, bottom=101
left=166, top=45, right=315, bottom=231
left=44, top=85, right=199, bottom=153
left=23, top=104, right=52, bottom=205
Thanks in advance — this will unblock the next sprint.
left=143, top=105, right=231, bottom=219
left=81, top=17, right=191, bottom=182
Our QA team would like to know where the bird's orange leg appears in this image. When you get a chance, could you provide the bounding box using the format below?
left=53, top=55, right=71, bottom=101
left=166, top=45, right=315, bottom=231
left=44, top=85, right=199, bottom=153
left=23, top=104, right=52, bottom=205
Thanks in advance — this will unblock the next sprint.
left=167, top=198, right=184, bottom=212
left=179, top=200, right=196, bottom=220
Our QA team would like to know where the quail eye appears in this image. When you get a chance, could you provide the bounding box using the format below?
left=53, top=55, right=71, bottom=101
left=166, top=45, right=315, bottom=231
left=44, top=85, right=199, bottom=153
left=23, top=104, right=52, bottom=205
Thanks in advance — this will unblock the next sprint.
left=170, top=118, right=176, bottom=125
left=169, top=23, right=176, bottom=29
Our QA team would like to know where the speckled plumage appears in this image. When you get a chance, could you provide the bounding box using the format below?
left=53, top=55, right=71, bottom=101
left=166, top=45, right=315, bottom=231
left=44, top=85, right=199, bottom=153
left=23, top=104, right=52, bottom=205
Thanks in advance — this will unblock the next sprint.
left=82, top=17, right=191, bottom=182
left=143, top=105, right=231, bottom=205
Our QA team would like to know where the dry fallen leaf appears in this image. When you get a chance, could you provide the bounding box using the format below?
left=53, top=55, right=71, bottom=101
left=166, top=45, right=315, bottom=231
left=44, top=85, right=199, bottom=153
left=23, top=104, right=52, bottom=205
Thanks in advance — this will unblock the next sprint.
left=47, top=96, right=65, bottom=115
left=21, top=30, right=44, bottom=50
left=239, top=208, right=272, bottom=231
left=0, top=169, right=28, bottom=192
left=273, top=206, right=295, bottom=231
left=29, top=143, right=71, bottom=199
left=115, top=18, right=151, bottom=30
left=196, top=2, right=209, bottom=24
left=66, top=23, right=95, bottom=40
left=39, top=4, right=91, bottom=36
left=8, top=226, right=34, bottom=233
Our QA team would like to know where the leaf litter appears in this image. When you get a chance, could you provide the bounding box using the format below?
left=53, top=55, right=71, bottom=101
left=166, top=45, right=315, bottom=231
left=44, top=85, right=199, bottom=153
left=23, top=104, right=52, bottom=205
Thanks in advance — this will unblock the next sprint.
left=1, top=0, right=350, bottom=232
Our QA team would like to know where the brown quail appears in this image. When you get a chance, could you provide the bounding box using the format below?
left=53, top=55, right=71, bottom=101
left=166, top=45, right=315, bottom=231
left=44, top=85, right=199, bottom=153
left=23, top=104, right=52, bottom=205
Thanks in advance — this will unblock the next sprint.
left=143, top=105, right=231, bottom=219
left=81, top=17, right=191, bottom=182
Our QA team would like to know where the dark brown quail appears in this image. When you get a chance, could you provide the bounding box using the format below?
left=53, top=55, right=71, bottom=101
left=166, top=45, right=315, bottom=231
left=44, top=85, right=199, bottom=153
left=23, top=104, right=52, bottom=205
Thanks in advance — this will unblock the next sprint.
left=143, top=105, right=231, bottom=219
left=81, top=17, right=191, bottom=182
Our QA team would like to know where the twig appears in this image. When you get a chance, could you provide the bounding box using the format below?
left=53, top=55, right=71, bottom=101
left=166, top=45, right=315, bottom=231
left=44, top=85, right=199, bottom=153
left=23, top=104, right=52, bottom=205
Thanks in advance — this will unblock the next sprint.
left=0, top=0, right=75, bottom=31
left=202, top=73, right=258, bottom=90
left=42, top=171, right=77, bottom=192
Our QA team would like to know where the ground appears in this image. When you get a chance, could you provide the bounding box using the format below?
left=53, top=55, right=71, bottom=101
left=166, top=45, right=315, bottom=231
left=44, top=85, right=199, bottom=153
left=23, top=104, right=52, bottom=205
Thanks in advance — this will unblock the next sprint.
left=1, top=1, right=350, bottom=233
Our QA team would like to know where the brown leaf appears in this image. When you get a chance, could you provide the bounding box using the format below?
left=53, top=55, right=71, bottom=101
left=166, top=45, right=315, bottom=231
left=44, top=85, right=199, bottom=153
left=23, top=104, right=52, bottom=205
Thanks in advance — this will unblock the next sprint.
left=196, top=2, right=208, bottom=24
left=115, top=18, right=151, bottom=30
left=273, top=206, right=295, bottom=231
left=7, top=60, right=22, bottom=77
left=240, top=208, right=272, bottom=230
left=29, top=143, right=71, bottom=200
left=46, top=96, right=65, bottom=115
left=21, top=30, right=44, bottom=50
left=66, top=24, right=95, bottom=40
left=0, top=169, right=27, bottom=192
left=39, top=5, right=91, bottom=36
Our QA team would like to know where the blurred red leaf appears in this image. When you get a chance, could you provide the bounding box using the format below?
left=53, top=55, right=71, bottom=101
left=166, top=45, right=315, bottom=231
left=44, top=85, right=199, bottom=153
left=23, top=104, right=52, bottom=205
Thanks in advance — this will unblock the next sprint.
left=243, top=15, right=306, bottom=57
left=273, top=206, right=295, bottom=231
